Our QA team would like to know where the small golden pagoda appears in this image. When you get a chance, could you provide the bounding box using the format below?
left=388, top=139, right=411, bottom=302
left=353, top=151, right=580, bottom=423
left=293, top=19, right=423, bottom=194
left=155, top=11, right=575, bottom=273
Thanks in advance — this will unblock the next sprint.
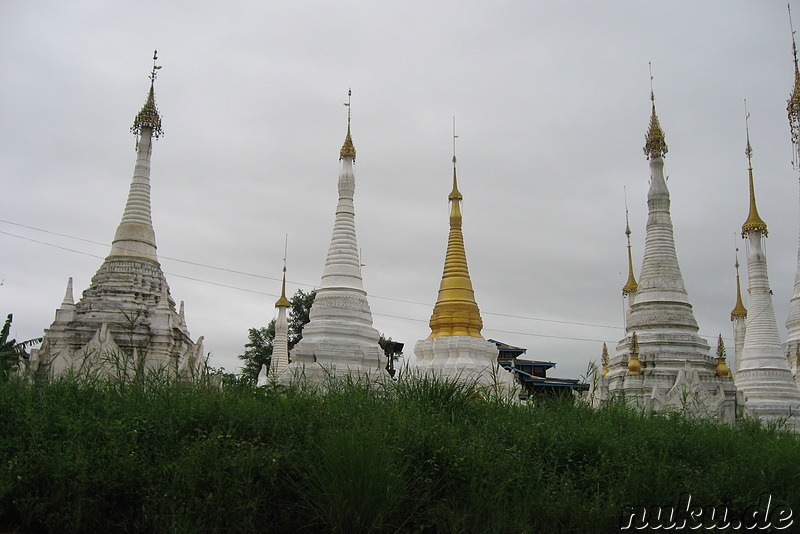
left=427, top=153, right=485, bottom=339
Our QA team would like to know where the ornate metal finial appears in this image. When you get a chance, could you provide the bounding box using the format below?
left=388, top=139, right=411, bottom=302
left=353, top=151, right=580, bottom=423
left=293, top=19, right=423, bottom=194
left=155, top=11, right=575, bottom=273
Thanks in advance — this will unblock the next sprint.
left=339, top=88, right=356, bottom=160
left=449, top=116, right=462, bottom=202
left=741, top=103, right=768, bottom=237
left=715, top=334, right=730, bottom=377
left=643, top=63, right=668, bottom=160
left=622, top=187, right=638, bottom=296
left=788, top=4, right=800, bottom=167
left=600, top=343, right=609, bottom=378
left=132, top=50, right=163, bottom=139
left=745, top=100, right=754, bottom=166
left=627, top=332, right=641, bottom=375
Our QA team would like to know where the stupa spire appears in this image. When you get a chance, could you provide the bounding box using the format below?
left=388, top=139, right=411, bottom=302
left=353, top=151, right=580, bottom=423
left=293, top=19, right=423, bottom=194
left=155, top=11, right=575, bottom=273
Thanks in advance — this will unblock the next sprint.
left=731, top=249, right=747, bottom=321
left=109, top=50, right=162, bottom=262
left=340, top=88, right=356, bottom=160
left=741, top=104, right=768, bottom=237
left=428, top=119, right=483, bottom=338
left=622, top=194, right=638, bottom=296
left=643, top=64, right=668, bottom=161
left=271, top=238, right=291, bottom=378
left=788, top=4, right=800, bottom=168
left=61, top=277, right=74, bottom=307
left=275, top=236, right=291, bottom=308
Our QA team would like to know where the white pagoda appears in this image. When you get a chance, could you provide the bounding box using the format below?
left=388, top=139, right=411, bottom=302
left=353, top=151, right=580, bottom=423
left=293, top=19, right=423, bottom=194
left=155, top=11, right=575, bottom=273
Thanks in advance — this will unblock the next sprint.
left=30, top=53, right=204, bottom=380
left=733, top=119, right=800, bottom=428
left=595, top=88, right=736, bottom=422
left=285, top=92, right=384, bottom=383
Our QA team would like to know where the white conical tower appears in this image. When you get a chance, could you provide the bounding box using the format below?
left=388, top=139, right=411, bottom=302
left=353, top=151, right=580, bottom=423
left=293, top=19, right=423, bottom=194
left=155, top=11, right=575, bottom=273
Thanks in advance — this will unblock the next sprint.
left=601, top=81, right=735, bottom=422
left=784, top=8, right=800, bottom=374
left=33, top=52, right=202, bottom=379
left=270, top=263, right=291, bottom=379
left=734, top=115, right=800, bottom=427
left=286, top=91, right=384, bottom=383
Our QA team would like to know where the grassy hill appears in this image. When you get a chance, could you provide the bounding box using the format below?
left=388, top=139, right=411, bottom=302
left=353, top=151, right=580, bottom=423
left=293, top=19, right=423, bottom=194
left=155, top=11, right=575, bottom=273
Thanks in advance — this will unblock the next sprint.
left=0, top=373, right=798, bottom=533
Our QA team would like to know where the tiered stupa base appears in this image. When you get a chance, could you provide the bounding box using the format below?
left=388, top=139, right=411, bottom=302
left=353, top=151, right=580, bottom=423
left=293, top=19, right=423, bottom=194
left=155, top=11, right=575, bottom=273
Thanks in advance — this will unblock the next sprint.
left=735, top=367, right=800, bottom=430
left=413, top=336, right=518, bottom=395
left=283, top=290, right=386, bottom=385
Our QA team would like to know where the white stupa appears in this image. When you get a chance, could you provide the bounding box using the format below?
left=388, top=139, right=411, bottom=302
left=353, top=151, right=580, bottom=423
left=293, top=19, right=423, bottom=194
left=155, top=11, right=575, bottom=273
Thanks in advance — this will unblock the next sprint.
left=269, top=264, right=291, bottom=380
left=733, top=119, right=800, bottom=428
left=30, top=52, right=204, bottom=380
left=596, top=87, right=736, bottom=422
left=285, top=91, right=384, bottom=383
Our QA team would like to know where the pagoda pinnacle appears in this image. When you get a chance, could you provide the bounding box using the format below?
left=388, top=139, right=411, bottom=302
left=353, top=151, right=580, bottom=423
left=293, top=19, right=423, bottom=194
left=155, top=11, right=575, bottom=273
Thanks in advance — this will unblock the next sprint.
left=788, top=5, right=800, bottom=166
left=428, top=128, right=484, bottom=339
left=275, top=266, right=291, bottom=308
left=131, top=50, right=163, bottom=139
left=340, top=88, right=356, bottom=160
left=731, top=251, right=748, bottom=320
left=741, top=107, right=768, bottom=237
left=622, top=202, right=638, bottom=296
left=643, top=65, right=668, bottom=160
left=109, top=52, right=163, bottom=262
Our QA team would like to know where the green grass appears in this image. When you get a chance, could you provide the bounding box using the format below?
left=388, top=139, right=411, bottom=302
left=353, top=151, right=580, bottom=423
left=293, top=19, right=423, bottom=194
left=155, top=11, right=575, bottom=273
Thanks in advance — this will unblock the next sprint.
left=0, top=373, right=798, bottom=533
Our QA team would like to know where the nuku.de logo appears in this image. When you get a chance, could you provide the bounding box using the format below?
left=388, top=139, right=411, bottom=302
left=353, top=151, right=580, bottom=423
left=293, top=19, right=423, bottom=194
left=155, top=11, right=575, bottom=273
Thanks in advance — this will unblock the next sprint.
left=620, top=493, right=793, bottom=530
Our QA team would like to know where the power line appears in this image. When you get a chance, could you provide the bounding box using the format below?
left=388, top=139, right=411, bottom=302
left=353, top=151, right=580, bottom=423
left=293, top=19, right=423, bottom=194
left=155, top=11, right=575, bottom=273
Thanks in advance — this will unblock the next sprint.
left=0, top=219, right=623, bottom=331
left=0, top=226, right=738, bottom=346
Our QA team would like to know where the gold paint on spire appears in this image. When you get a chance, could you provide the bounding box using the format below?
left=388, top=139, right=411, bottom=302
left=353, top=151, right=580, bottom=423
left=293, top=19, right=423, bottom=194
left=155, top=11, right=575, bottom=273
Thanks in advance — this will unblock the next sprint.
left=715, top=334, right=730, bottom=377
left=788, top=4, right=800, bottom=167
left=643, top=63, right=668, bottom=160
left=600, top=343, right=609, bottom=378
left=741, top=104, right=768, bottom=237
left=132, top=50, right=163, bottom=138
left=428, top=120, right=484, bottom=338
left=276, top=235, right=291, bottom=308
left=731, top=247, right=747, bottom=320
left=627, top=332, right=641, bottom=375
left=622, top=190, right=638, bottom=295
left=340, top=88, right=356, bottom=160
left=275, top=267, right=291, bottom=308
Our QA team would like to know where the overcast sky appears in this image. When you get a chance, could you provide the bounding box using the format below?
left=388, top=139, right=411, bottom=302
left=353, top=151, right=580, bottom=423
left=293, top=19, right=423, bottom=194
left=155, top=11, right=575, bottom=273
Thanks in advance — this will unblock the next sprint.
left=3, top=2, right=800, bottom=380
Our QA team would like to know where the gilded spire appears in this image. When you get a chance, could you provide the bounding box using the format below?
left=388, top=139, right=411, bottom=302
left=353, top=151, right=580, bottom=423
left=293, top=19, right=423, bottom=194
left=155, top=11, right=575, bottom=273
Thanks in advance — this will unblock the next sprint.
left=131, top=50, right=163, bottom=139
left=600, top=343, right=609, bottom=378
left=643, top=64, right=668, bottom=160
left=275, top=237, right=291, bottom=308
left=788, top=4, right=800, bottom=167
left=339, top=88, right=356, bottom=160
left=428, top=121, right=484, bottom=338
left=275, top=267, right=291, bottom=308
left=731, top=247, right=748, bottom=320
left=622, top=192, right=638, bottom=295
left=741, top=104, right=768, bottom=237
